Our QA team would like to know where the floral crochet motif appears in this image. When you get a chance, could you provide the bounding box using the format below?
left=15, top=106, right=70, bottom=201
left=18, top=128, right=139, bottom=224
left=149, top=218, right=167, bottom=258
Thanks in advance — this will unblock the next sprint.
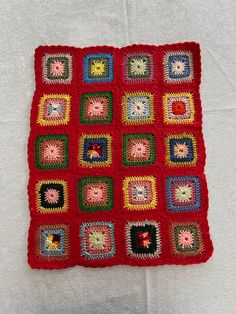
left=178, top=230, right=194, bottom=248
left=175, top=185, right=193, bottom=203
left=45, top=233, right=61, bottom=251
left=79, top=134, right=112, bottom=167
left=165, top=133, right=198, bottom=167
left=44, top=188, right=59, bottom=204
left=164, top=51, right=193, bottom=83
left=90, top=60, right=106, bottom=77
left=36, top=224, right=69, bottom=259
left=50, top=61, right=65, bottom=77
left=130, top=141, right=147, bottom=158
left=130, top=58, right=148, bottom=76
left=173, top=142, right=189, bottom=159
left=89, top=230, right=106, bottom=249
left=43, top=142, right=62, bottom=161
left=123, top=176, right=157, bottom=210
left=87, top=186, right=104, bottom=202
left=171, top=60, right=186, bottom=75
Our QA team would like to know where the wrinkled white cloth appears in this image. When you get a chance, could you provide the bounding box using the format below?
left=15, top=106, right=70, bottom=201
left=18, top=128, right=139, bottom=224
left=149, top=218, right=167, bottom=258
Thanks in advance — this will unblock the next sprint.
left=0, top=1, right=235, bottom=313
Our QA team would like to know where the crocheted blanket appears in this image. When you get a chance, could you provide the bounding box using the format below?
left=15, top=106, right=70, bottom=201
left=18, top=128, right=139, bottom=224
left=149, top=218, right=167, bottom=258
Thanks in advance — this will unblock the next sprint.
left=28, top=42, right=213, bottom=269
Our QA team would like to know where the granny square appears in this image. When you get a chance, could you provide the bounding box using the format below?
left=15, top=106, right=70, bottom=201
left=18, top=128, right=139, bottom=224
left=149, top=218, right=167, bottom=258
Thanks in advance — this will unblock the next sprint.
left=78, top=133, right=112, bottom=167
left=170, top=222, right=204, bottom=256
left=36, top=179, right=68, bottom=214
left=28, top=42, right=213, bottom=269
left=83, top=53, right=113, bottom=83
left=35, top=134, right=69, bottom=170
left=122, top=92, right=154, bottom=124
left=163, top=51, right=193, bottom=83
left=123, top=52, right=154, bottom=82
left=163, top=92, right=195, bottom=124
left=123, top=133, right=156, bottom=166
left=80, top=221, right=116, bottom=260
left=78, top=177, right=113, bottom=212
left=165, top=133, right=198, bottom=166
left=43, top=53, right=72, bottom=84
left=36, top=224, right=70, bottom=260
left=37, top=94, right=71, bottom=126
left=123, top=176, right=157, bottom=211
left=166, top=176, right=201, bottom=212
left=80, top=92, right=113, bottom=124
left=125, top=220, right=161, bottom=258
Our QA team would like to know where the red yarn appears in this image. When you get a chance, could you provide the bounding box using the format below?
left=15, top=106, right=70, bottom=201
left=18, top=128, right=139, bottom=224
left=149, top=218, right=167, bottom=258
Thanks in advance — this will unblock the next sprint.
left=172, top=101, right=187, bottom=115
left=28, top=42, right=213, bottom=269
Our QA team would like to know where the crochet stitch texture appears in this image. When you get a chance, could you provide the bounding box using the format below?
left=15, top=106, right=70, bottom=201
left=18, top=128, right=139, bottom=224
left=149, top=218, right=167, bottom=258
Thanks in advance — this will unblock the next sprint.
left=28, top=42, right=213, bottom=269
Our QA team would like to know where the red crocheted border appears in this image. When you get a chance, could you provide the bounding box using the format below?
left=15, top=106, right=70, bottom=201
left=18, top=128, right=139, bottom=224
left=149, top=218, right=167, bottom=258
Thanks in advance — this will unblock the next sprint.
left=28, top=42, right=213, bottom=269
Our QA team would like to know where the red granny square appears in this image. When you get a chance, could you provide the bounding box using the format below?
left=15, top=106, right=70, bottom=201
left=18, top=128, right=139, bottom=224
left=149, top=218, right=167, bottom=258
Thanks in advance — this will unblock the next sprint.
left=27, top=42, right=213, bottom=269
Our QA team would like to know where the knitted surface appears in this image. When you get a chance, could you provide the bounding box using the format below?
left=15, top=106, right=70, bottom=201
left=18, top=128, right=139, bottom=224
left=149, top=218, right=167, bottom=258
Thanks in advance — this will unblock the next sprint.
left=28, top=42, right=213, bottom=269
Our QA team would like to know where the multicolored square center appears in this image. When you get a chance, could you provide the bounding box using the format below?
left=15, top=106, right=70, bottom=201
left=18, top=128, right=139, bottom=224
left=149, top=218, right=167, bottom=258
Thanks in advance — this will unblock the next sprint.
left=166, top=176, right=201, bottom=211
left=125, top=221, right=161, bottom=258
left=165, top=133, right=197, bottom=166
left=80, top=221, right=115, bottom=259
left=83, top=53, right=113, bottom=83
left=36, top=179, right=68, bottom=214
left=36, top=224, right=69, bottom=259
left=163, top=92, right=194, bottom=124
left=123, top=176, right=157, bottom=210
left=123, top=133, right=155, bottom=166
left=80, top=92, right=113, bottom=124
left=79, top=134, right=112, bottom=167
left=78, top=177, right=113, bottom=212
left=164, top=51, right=193, bottom=83
left=43, top=54, right=72, bottom=84
left=28, top=43, right=213, bottom=269
left=124, top=53, right=154, bottom=82
left=170, top=222, right=203, bottom=256
left=122, top=92, right=154, bottom=124
left=35, top=134, right=69, bottom=169
left=37, top=94, right=71, bottom=126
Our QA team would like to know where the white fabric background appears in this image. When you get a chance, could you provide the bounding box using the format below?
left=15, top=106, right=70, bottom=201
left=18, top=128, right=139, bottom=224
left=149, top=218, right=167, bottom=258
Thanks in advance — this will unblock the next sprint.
left=0, top=1, right=235, bottom=313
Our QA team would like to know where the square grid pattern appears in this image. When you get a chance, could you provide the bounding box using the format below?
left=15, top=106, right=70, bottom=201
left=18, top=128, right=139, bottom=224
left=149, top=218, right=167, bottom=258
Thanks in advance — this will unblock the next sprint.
left=28, top=42, right=213, bottom=269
